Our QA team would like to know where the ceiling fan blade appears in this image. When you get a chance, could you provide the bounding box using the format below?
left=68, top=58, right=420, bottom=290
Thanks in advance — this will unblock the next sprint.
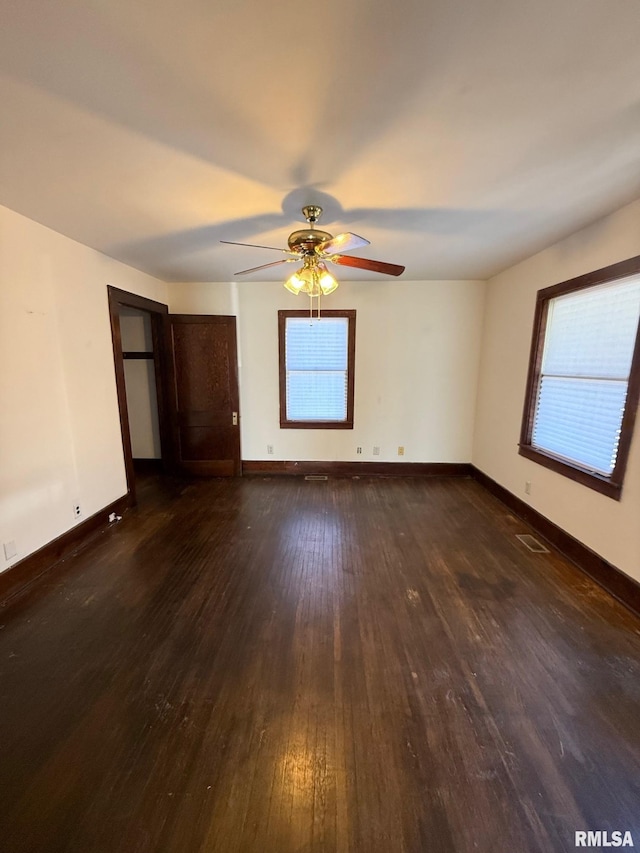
left=221, top=240, right=294, bottom=254
left=331, top=255, right=405, bottom=277
left=317, top=232, right=370, bottom=255
left=234, top=259, right=297, bottom=276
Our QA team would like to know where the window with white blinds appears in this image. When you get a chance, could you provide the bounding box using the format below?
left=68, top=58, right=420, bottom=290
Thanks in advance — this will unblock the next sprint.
left=521, top=266, right=640, bottom=498
left=278, top=310, right=355, bottom=428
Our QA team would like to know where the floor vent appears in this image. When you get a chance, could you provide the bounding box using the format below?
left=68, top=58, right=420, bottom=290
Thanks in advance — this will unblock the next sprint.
left=516, top=533, right=549, bottom=553
left=305, top=475, right=328, bottom=481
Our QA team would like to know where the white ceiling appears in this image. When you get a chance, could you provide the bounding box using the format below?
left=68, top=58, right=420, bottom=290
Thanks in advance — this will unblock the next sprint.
left=2, top=0, right=640, bottom=282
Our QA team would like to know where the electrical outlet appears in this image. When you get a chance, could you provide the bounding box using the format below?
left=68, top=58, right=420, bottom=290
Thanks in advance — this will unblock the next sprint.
left=524, top=481, right=532, bottom=495
left=3, top=540, right=17, bottom=561
left=373, top=446, right=380, bottom=456
left=73, top=504, right=82, bottom=518
left=398, top=446, right=405, bottom=456
left=356, top=446, right=362, bottom=454
left=267, top=444, right=274, bottom=455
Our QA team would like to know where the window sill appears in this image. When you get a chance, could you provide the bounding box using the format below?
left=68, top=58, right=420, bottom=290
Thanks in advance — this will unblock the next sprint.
left=280, top=420, right=354, bottom=430
left=518, top=444, right=622, bottom=500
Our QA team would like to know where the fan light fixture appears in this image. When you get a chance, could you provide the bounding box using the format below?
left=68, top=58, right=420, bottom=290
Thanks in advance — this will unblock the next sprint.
left=284, top=258, right=339, bottom=316
left=221, top=204, right=405, bottom=318
left=283, top=211, right=340, bottom=316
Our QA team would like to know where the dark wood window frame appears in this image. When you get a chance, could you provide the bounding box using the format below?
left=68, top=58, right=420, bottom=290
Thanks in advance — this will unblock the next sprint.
left=278, top=309, right=356, bottom=430
left=519, top=255, right=640, bottom=500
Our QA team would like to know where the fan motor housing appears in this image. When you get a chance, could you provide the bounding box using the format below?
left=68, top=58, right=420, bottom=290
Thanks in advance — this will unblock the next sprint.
left=287, top=228, right=333, bottom=253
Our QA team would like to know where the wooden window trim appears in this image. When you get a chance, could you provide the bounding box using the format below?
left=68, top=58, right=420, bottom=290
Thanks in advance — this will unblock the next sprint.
left=278, top=309, right=356, bottom=430
left=518, top=254, right=640, bottom=500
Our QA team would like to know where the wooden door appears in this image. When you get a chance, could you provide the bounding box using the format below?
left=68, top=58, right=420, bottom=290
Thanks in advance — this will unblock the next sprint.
left=169, top=315, right=241, bottom=476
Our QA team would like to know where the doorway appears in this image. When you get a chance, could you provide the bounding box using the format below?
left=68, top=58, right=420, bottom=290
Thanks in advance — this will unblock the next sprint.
left=120, top=305, right=163, bottom=474
left=108, top=288, right=242, bottom=502
left=108, top=287, right=171, bottom=502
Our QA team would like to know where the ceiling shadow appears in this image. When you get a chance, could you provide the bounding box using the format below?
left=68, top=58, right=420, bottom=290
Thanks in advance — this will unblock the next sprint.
left=0, top=0, right=458, bottom=190
left=109, top=192, right=532, bottom=282
left=108, top=212, right=289, bottom=261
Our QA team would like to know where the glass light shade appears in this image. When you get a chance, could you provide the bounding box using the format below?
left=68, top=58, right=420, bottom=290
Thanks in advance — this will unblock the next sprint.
left=284, top=261, right=339, bottom=297
left=299, top=267, right=320, bottom=297
left=317, top=264, right=339, bottom=295
left=284, top=270, right=306, bottom=294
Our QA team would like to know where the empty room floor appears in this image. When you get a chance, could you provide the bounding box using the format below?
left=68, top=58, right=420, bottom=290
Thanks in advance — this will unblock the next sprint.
left=1, top=475, right=639, bottom=853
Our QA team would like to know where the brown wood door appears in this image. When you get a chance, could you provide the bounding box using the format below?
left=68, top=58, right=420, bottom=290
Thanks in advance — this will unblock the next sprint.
left=168, top=315, right=241, bottom=476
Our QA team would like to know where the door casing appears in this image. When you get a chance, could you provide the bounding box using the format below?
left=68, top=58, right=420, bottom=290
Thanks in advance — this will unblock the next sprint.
left=107, top=286, right=172, bottom=502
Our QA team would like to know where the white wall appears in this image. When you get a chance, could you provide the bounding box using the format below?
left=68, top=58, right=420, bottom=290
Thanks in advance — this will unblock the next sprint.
left=169, top=279, right=486, bottom=463
left=473, top=198, right=640, bottom=583
left=0, top=204, right=167, bottom=572
left=123, top=361, right=161, bottom=459
left=120, top=308, right=161, bottom=459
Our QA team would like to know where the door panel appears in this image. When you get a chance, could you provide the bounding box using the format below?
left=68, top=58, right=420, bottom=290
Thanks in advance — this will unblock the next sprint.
left=180, top=427, right=238, bottom=461
left=169, top=315, right=241, bottom=476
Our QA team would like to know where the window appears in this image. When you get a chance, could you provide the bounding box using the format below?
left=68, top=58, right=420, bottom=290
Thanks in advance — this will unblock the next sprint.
left=519, top=257, right=640, bottom=499
left=278, top=310, right=356, bottom=429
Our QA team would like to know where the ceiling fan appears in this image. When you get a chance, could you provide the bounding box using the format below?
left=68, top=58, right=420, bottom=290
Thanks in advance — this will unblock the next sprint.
left=221, top=205, right=405, bottom=310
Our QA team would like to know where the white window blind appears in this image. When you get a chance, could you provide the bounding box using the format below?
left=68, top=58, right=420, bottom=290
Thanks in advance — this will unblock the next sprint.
left=285, top=317, right=349, bottom=421
left=532, top=277, right=640, bottom=475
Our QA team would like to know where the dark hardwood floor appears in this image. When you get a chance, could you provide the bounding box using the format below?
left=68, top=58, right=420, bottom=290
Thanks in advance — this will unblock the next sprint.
left=1, top=475, right=639, bottom=853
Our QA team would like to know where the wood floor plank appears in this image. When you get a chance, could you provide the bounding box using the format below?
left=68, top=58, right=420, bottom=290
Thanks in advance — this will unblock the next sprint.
left=0, top=475, right=639, bottom=852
